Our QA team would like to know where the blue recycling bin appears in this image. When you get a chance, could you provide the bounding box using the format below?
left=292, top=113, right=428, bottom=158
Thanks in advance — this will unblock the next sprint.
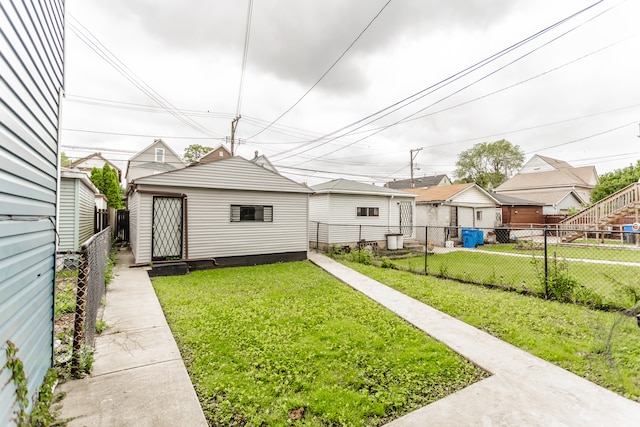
left=462, top=228, right=477, bottom=248
left=475, top=229, right=484, bottom=245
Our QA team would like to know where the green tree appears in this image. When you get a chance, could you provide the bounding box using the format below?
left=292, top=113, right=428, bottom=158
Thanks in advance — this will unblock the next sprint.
left=60, top=151, right=72, bottom=167
left=90, top=167, right=104, bottom=193
left=183, top=144, right=213, bottom=163
left=590, top=160, right=640, bottom=203
left=90, top=164, right=122, bottom=209
left=102, top=164, right=122, bottom=209
left=454, top=139, right=524, bottom=190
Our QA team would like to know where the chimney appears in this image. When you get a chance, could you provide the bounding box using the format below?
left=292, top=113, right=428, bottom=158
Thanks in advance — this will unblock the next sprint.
left=254, top=151, right=259, bottom=159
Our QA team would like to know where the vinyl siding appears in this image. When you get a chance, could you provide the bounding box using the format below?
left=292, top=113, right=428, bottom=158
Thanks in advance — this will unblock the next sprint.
left=58, top=178, right=76, bottom=251
left=127, top=191, right=140, bottom=262
left=310, top=193, right=412, bottom=244
left=132, top=186, right=308, bottom=264
left=78, top=178, right=95, bottom=246
left=0, top=1, right=63, bottom=423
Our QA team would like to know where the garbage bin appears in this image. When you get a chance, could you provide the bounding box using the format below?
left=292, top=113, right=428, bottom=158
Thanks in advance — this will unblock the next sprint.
left=623, top=224, right=636, bottom=244
left=475, top=229, right=484, bottom=245
left=495, top=227, right=510, bottom=243
left=396, top=234, right=404, bottom=249
left=386, top=234, right=398, bottom=250
left=461, top=228, right=476, bottom=248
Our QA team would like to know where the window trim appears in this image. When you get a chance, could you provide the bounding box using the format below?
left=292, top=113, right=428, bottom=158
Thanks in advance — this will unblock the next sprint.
left=230, top=204, right=273, bottom=222
left=356, top=207, right=380, bottom=217
left=155, top=147, right=165, bottom=163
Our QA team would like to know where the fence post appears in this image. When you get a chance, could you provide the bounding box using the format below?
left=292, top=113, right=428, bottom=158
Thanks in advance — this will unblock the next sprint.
left=543, top=227, right=549, bottom=299
left=424, top=226, right=428, bottom=275
left=359, top=225, right=362, bottom=242
left=72, top=248, right=88, bottom=376
left=316, top=222, right=320, bottom=253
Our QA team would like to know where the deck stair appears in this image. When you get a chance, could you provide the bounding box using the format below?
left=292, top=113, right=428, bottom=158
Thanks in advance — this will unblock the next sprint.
left=558, top=182, right=640, bottom=242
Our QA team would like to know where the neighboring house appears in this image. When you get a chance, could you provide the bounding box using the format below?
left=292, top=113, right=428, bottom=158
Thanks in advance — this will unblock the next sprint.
left=493, top=193, right=544, bottom=226
left=403, top=183, right=499, bottom=245
left=250, top=151, right=278, bottom=173
left=0, top=2, right=64, bottom=424
left=58, top=169, right=100, bottom=252
left=385, top=174, right=451, bottom=189
left=127, top=156, right=311, bottom=266
left=68, top=152, right=123, bottom=183
left=494, top=155, right=598, bottom=214
left=309, top=179, right=417, bottom=250
left=195, top=144, right=232, bottom=165
left=125, top=139, right=186, bottom=184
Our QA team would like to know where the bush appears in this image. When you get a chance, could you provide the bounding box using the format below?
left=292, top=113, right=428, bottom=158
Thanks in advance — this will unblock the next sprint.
left=380, top=257, right=396, bottom=269
left=349, top=250, right=372, bottom=265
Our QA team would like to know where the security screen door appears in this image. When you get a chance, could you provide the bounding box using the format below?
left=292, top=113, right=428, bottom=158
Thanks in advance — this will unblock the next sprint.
left=152, top=196, right=183, bottom=260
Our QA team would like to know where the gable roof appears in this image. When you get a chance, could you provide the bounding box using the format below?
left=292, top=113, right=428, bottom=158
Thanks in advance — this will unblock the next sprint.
left=492, top=193, right=544, bottom=206
left=133, top=156, right=311, bottom=194
left=495, top=167, right=595, bottom=192
left=385, top=174, right=450, bottom=189
left=250, top=153, right=278, bottom=173
left=530, top=155, right=573, bottom=170
left=194, top=144, right=232, bottom=165
left=125, top=139, right=185, bottom=180
left=68, top=152, right=123, bottom=181
left=497, top=189, right=585, bottom=206
left=312, top=178, right=416, bottom=197
left=403, top=183, right=499, bottom=204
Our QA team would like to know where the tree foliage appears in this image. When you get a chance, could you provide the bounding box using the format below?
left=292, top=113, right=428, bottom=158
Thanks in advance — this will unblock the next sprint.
left=590, top=160, right=640, bottom=203
left=60, top=151, right=72, bottom=167
left=90, top=164, right=123, bottom=209
left=454, top=139, right=524, bottom=190
left=183, top=144, right=213, bottom=163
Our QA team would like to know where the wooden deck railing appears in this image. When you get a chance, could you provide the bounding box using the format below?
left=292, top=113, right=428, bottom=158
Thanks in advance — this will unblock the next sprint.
left=557, top=182, right=640, bottom=237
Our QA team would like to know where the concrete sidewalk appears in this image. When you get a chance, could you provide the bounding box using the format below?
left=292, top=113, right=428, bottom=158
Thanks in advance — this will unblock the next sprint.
left=57, top=248, right=207, bottom=427
left=308, top=252, right=640, bottom=427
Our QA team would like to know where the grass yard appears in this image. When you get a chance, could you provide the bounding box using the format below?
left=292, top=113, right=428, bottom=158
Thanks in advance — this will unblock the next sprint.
left=341, top=261, right=640, bottom=401
left=386, top=251, right=640, bottom=309
left=482, top=243, right=640, bottom=263
left=152, top=261, right=488, bottom=426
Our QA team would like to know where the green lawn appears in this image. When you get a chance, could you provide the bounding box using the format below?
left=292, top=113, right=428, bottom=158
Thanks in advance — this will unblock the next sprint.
left=341, top=261, right=640, bottom=402
left=384, top=251, right=640, bottom=309
left=152, top=262, right=487, bottom=426
left=482, top=243, right=640, bottom=263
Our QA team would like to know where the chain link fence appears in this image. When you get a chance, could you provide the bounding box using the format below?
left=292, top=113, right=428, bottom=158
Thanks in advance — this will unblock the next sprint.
left=312, top=223, right=640, bottom=314
left=55, top=227, right=112, bottom=375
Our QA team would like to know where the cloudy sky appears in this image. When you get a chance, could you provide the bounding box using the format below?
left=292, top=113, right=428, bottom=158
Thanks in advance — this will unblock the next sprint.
left=62, top=0, right=640, bottom=185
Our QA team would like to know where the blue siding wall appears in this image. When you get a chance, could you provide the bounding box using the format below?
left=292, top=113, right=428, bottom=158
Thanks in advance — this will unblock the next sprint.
left=0, top=0, right=64, bottom=423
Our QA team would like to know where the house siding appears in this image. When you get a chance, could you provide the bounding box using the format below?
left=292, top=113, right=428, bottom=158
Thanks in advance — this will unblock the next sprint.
left=78, top=178, right=95, bottom=246
left=309, top=193, right=414, bottom=245
left=132, top=186, right=308, bottom=263
left=58, top=178, right=76, bottom=251
left=126, top=140, right=185, bottom=182
left=128, top=190, right=140, bottom=262
left=0, top=0, right=64, bottom=423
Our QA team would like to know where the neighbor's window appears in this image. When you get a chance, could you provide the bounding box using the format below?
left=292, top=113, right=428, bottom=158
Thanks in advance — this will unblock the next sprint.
left=230, top=205, right=273, bottom=222
left=356, top=207, right=379, bottom=217
left=476, top=211, right=482, bottom=221
left=155, top=147, right=165, bottom=163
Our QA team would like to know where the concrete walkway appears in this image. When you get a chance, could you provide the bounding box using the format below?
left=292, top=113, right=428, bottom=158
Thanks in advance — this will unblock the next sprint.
left=57, top=248, right=207, bottom=427
left=308, top=252, right=640, bottom=427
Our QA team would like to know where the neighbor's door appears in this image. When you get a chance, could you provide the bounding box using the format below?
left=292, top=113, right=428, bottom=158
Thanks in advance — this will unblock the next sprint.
left=399, top=201, right=413, bottom=237
left=152, top=196, right=183, bottom=260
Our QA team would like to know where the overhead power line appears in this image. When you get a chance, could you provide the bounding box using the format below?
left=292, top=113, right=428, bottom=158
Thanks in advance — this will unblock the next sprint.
left=67, top=14, right=222, bottom=138
left=247, top=0, right=394, bottom=140
left=271, top=0, right=607, bottom=163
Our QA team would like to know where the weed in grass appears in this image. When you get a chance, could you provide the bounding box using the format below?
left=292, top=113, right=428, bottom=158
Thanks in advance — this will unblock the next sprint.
left=380, top=257, right=396, bottom=269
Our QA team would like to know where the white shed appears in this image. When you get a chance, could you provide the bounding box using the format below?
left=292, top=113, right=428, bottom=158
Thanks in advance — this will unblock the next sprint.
left=59, top=169, right=100, bottom=251
left=309, top=179, right=416, bottom=250
left=127, top=156, right=311, bottom=267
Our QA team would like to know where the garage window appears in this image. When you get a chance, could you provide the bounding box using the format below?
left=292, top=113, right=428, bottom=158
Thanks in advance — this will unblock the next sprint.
left=231, top=205, right=273, bottom=222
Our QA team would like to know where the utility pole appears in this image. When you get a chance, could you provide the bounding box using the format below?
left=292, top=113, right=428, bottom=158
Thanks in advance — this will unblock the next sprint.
left=410, top=148, right=422, bottom=188
left=230, top=116, right=241, bottom=155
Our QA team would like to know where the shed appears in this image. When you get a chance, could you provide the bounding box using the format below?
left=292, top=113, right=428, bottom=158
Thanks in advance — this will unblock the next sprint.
left=0, top=1, right=64, bottom=423
left=403, top=183, right=499, bottom=245
left=309, top=179, right=416, bottom=250
left=127, top=156, right=311, bottom=267
left=492, top=193, right=544, bottom=226
left=59, top=169, right=100, bottom=252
